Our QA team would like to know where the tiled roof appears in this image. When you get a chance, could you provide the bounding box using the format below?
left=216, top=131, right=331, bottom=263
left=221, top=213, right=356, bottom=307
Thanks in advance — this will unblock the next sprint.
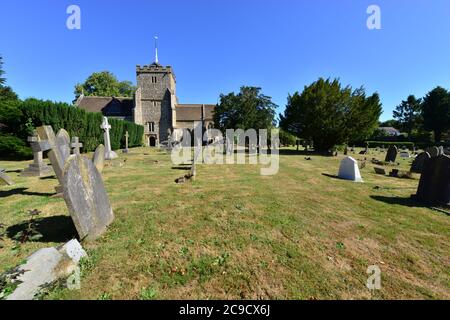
left=76, top=96, right=134, bottom=117
left=176, top=104, right=215, bottom=121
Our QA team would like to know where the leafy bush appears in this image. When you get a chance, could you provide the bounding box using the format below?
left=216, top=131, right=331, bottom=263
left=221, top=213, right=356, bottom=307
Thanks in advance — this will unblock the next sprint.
left=0, top=134, right=32, bottom=160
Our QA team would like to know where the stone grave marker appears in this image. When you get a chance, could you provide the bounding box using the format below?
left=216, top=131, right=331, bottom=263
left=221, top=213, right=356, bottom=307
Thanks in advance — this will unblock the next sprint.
left=62, top=155, right=114, bottom=241
left=410, top=152, right=431, bottom=174
left=92, top=144, right=105, bottom=173
left=56, top=129, right=71, bottom=165
left=100, top=117, right=118, bottom=160
left=338, top=156, right=363, bottom=182
left=400, top=151, right=410, bottom=158
left=385, top=145, right=398, bottom=163
left=414, top=154, right=450, bottom=206
left=36, top=126, right=65, bottom=182
left=0, top=168, right=14, bottom=186
left=426, top=146, right=440, bottom=158
left=70, top=137, right=83, bottom=156
left=21, top=132, right=52, bottom=177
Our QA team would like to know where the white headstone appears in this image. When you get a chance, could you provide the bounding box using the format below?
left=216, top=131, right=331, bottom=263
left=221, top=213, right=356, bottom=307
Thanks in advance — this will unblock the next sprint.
left=338, top=156, right=363, bottom=182
left=100, top=117, right=118, bottom=160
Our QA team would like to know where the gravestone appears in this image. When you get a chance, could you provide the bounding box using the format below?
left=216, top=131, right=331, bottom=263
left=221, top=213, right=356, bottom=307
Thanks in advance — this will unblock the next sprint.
left=410, top=152, right=431, bottom=174
left=5, top=240, right=87, bottom=300
left=385, top=145, right=398, bottom=163
left=21, top=132, right=52, bottom=177
left=0, top=168, right=14, bottom=186
left=56, top=129, right=71, bottom=165
left=400, top=151, right=410, bottom=158
left=338, top=156, right=363, bottom=182
left=374, top=167, right=386, bottom=175
left=70, top=137, right=83, bottom=156
left=36, top=126, right=66, bottom=182
left=414, top=155, right=450, bottom=206
left=426, top=146, right=439, bottom=158
left=62, top=155, right=114, bottom=241
left=438, top=146, right=445, bottom=156
left=100, top=117, right=118, bottom=160
left=92, top=144, right=105, bottom=173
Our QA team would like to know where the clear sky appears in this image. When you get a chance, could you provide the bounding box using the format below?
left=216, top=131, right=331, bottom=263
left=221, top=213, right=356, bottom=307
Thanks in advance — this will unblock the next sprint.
left=1, top=0, right=449, bottom=121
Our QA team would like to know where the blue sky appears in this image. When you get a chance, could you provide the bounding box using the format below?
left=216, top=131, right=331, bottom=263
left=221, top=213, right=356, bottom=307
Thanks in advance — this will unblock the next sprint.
left=1, top=0, right=449, bottom=121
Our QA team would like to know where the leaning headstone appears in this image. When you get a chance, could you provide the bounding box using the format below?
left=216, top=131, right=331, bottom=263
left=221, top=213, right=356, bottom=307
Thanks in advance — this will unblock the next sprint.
left=62, top=155, right=114, bottom=241
left=5, top=240, right=87, bottom=300
left=56, top=129, right=71, bottom=164
left=70, top=137, right=83, bottom=156
left=385, top=145, right=398, bottom=163
left=410, top=152, right=431, bottom=174
left=21, top=132, right=52, bottom=177
left=0, top=169, right=14, bottom=186
left=426, top=146, right=440, bottom=158
left=36, top=126, right=65, bottom=182
left=92, top=144, right=105, bottom=173
left=438, top=146, right=445, bottom=156
left=100, top=117, right=118, bottom=160
left=414, top=155, right=450, bottom=206
left=338, top=156, right=363, bottom=182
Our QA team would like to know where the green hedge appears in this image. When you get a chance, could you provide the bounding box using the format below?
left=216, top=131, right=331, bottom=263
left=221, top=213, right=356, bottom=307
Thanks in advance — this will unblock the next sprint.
left=365, top=141, right=415, bottom=148
left=0, top=134, right=33, bottom=160
left=18, top=98, right=144, bottom=153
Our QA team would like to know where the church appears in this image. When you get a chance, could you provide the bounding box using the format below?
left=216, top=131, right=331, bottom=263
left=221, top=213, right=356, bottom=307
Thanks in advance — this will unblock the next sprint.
left=75, top=47, right=215, bottom=147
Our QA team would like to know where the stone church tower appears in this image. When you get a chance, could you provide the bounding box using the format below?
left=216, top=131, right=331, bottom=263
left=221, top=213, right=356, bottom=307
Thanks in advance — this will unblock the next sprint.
left=134, top=62, right=177, bottom=146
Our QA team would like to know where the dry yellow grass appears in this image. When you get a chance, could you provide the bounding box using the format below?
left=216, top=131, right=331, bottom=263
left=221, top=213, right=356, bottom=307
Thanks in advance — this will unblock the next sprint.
left=0, top=147, right=449, bottom=300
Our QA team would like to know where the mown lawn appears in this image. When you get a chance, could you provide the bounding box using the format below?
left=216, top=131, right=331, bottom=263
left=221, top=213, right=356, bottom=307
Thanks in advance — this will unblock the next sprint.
left=0, top=147, right=449, bottom=299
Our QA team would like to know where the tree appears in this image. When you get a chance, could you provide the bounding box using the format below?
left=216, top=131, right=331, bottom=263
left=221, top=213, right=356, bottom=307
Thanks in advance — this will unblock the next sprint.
left=280, top=78, right=382, bottom=152
left=421, top=86, right=450, bottom=143
left=393, top=95, right=422, bottom=135
left=379, top=119, right=399, bottom=128
left=214, top=86, right=277, bottom=132
left=0, top=55, right=5, bottom=87
left=74, top=71, right=136, bottom=101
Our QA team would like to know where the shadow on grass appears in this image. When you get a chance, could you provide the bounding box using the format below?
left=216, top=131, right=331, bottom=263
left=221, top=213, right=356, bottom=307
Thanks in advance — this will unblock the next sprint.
left=370, top=195, right=427, bottom=208
left=6, top=215, right=77, bottom=243
left=39, top=175, right=57, bottom=180
left=172, top=166, right=191, bottom=170
left=5, top=169, right=21, bottom=173
left=0, top=187, right=56, bottom=198
left=321, top=173, right=342, bottom=180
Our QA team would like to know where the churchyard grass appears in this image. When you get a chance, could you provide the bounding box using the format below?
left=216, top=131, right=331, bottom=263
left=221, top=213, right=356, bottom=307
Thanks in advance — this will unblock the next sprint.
left=0, top=147, right=448, bottom=299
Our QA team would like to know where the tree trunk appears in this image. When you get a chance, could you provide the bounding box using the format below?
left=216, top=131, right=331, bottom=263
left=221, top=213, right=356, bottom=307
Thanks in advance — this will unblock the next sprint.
left=435, top=130, right=442, bottom=143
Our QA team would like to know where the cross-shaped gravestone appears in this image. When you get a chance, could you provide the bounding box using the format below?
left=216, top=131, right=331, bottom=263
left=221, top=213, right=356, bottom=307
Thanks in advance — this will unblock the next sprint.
left=124, top=131, right=129, bottom=153
left=70, top=137, right=83, bottom=156
left=100, top=117, right=118, bottom=160
left=0, top=168, right=14, bottom=186
left=21, top=131, right=52, bottom=177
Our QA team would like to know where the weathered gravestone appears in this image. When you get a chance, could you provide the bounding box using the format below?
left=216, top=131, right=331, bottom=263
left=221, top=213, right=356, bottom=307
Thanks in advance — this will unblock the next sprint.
left=36, top=126, right=68, bottom=182
left=0, top=168, right=14, bottom=186
left=100, top=117, right=118, bottom=160
left=410, top=152, right=431, bottom=174
left=21, top=132, right=52, bottom=177
left=338, top=156, right=363, bottom=182
left=70, top=137, right=83, bottom=156
left=414, top=154, right=450, bottom=206
left=426, top=146, right=440, bottom=158
left=385, top=145, right=398, bottom=163
left=92, top=144, right=105, bottom=173
left=62, top=155, right=114, bottom=241
left=5, top=240, right=87, bottom=300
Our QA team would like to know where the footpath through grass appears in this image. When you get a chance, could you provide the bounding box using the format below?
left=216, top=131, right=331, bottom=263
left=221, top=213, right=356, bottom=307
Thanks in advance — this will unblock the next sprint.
left=0, top=147, right=448, bottom=299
